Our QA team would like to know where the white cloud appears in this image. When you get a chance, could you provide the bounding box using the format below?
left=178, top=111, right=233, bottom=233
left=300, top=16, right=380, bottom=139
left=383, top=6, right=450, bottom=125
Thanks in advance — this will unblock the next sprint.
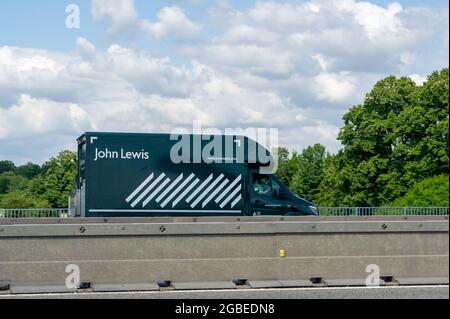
left=0, top=46, right=64, bottom=76
left=0, top=44, right=312, bottom=163
left=140, top=6, right=201, bottom=39
left=0, top=95, right=93, bottom=139
left=0, top=0, right=448, bottom=163
left=76, top=37, right=97, bottom=58
left=303, top=120, right=341, bottom=144
left=91, top=0, right=139, bottom=34
left=196, top=0, right=445, bottom=76
left=313, top=72, right=356, bottom=103
left=400, top=51, right=416, bottom=65
left=335, top=1, right=403, bottom=42
left=197, top=44, right=294, bottom=77
left=408, top=73, right=427, bottom=85
left=246, top=1, right=325, bottom=32
left=280, top=121, right=342, bottom=153
left=91, top=1, right=200, bottom=40
left=312, top=54, right=333, bottom=71
left=219, top=24, right=279, bottom=46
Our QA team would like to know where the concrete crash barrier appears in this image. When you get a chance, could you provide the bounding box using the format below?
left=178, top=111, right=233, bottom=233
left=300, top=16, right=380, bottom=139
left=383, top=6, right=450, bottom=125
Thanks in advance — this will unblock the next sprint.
left=0, top=217, right=448, bottom=294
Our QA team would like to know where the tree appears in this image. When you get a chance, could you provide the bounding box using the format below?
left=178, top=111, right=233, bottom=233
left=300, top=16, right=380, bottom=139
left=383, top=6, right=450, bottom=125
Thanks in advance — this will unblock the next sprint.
left=31, top=150, right=77, bottom=208
left=0, top=177, right=8, bottom=194
left=274, top=147, right=300, bottom=188
left=0, top=160, right=15, bottom=174
left=391, top=175, right=449, bottom=207
left=0, top=191, right=49, bottom=209
left=290, top=144, right=330, bottom=204
left=401, top=68, right=449, bottom=179
left=0, top=171, right=31, bottom=194
left=15, top=162, right=42, bottom=179
left=318, top=68, right=449, bottom=206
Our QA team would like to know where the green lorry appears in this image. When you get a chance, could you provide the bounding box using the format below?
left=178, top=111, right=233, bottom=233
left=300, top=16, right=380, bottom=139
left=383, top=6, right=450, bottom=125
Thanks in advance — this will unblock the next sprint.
left=75, top=132, right=318, bottom=217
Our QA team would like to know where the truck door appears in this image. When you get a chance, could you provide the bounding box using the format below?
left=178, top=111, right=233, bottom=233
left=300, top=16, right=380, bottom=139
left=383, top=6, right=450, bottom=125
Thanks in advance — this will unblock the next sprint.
left=249, top=172, right=293, bottom=216
left=77, top=136, right=87, bottom=217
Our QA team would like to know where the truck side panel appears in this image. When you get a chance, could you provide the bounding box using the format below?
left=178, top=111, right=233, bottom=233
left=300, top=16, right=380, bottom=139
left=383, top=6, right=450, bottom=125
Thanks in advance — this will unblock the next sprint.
left=83, top=133, right=247, bottom=217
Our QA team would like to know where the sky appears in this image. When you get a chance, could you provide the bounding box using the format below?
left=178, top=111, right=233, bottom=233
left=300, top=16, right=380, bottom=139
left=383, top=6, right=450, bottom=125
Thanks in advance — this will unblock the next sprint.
left=0, top=0, right=448, bottom=164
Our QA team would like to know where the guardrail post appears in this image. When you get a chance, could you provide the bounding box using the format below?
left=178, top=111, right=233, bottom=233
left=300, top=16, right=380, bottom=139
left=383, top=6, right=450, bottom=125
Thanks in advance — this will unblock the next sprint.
left=404, top=207, right=407, bottom=216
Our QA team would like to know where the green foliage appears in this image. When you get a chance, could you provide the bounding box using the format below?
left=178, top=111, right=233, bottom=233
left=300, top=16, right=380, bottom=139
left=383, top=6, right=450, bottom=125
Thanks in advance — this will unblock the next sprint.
left=0, top=160, right=16, bottom=174
left=31, top=150, right=77, bottom=208
left=0, top=171, right=31, bottom=194
left=15, top=162, right=42, bottom=179
left=290, top=144, right=330, bottom=203
left=0, top=191, right=49, bottom=209
left=0, top=151, right=77, bottom=209
left=318, top=68, right=449, bottom=206
left=391, top=175, right=449, bottom=207
left=274, top=147, right=300, bottom=188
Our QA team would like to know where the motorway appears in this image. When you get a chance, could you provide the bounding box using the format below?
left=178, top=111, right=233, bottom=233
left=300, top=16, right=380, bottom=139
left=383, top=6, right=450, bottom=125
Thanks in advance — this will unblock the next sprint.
left=1, top=285, right=448, bottom=299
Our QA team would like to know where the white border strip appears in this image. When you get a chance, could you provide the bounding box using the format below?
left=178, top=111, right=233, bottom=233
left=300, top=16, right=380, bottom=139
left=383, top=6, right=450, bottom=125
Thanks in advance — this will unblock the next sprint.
left=89, top=209, right=242, bottom=214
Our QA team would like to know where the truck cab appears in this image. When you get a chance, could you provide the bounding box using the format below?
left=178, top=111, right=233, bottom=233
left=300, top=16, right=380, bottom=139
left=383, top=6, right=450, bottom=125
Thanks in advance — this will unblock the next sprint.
left=248, top=169, right=317, bottom=216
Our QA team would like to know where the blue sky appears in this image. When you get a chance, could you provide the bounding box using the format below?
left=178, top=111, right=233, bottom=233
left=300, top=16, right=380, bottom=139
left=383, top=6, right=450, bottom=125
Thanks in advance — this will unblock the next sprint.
left=1, top=1, right=236, bottom=50
left=0, top=0, right=448, bottom=164
left=0, top=1, right=447, bottom=51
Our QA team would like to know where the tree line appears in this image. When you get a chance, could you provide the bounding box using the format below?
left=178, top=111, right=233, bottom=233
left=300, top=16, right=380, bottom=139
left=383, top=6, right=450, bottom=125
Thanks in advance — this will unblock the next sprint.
left=0, top=151, right=77, bottom=208
left=0, top=68, right=448, bottom=209
left=275, top=68, right=449, bottom=207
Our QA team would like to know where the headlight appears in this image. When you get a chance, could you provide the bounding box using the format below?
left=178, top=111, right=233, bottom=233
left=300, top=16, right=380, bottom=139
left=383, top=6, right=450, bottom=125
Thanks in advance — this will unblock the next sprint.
left=309, top=206, right=318, bottom=216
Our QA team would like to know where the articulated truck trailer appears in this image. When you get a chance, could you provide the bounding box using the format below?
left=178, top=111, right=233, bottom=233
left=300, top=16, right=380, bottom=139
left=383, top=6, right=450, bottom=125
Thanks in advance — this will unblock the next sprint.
left=75, top=132, right=318, bottom=217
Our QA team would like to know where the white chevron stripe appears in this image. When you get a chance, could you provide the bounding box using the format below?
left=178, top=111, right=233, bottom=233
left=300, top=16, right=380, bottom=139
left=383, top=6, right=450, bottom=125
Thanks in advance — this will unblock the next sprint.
left=130, top=173, right=166, bottom=208
left=215, top=175, right=242, bottom=203
left=172, top=178, right=200, bottom=207
left=160, top=173, right=195, bottom=208
left=156, top=174, right=184, bottom=203
left=186, top=174, right=213, bottom=203
left=191, top=174, right=225, bottom=208
left=202, top=179, right=229, bottom=208
left=126, top=173, right=153, bottom=203
left=142, top=177, right=171, bottom=207
left=231, top=194, right=242, bottom=208
left=220, top=185, right=242, bottom=208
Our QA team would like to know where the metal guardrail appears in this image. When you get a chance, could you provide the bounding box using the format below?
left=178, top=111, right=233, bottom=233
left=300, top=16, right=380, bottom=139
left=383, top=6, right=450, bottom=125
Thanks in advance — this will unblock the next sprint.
left=318, top=207, right=449, bottom=216
left=0, top=208, right=69, bottom=219
left=0, top=207, right=448, bottom=218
